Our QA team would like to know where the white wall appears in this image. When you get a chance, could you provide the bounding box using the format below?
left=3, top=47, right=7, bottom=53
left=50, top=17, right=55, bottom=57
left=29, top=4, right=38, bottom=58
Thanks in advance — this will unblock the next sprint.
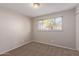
left=76, top=4, right=79, bottom=51
left=32, top=9, right=76, bottom=50
left=0, top=8, right=31, bottom=54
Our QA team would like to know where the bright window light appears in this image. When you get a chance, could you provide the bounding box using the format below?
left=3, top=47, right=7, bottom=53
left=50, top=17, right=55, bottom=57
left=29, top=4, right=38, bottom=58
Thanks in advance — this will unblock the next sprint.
left=37, top=17, right=63, bottom=31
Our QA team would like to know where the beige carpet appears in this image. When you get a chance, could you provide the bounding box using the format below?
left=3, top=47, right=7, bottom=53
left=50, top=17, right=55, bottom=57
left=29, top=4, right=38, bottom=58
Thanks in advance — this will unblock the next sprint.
left=1, top=42, right=79, bottom=56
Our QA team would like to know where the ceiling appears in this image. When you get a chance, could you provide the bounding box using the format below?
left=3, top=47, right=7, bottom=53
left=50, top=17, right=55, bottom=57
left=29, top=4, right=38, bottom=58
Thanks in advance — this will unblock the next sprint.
left=0, top=3, right=77, bottom=17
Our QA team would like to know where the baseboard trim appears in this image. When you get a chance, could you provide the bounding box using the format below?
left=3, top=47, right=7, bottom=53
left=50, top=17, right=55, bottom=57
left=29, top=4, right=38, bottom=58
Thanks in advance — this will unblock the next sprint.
left=0, top=40, right=32, bottom=55
left=0, top=40, right=77, bottom=55
left=33, top=41, right=76, bottom=51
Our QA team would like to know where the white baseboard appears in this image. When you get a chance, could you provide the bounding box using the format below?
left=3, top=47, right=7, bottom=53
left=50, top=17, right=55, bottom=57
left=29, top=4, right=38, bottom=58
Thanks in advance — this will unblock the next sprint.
left=0, top=40, right=32, bottom=55
left=33, top=41, right=76, bottom=51
left=0, top=40, right=77, bottom=55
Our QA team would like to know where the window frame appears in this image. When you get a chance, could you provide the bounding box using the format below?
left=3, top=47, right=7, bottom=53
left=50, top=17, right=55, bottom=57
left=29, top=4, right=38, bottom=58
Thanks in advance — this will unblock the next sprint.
left=37, top=16, right=63, bottom=32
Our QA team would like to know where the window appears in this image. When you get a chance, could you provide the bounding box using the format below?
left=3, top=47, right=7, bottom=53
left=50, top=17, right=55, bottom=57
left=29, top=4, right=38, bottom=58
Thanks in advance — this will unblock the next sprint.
left=37, top=17, right=63, bottom=31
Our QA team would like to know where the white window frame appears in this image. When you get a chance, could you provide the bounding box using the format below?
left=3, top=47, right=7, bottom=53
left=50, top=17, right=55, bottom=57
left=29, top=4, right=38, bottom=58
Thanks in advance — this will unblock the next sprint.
left=37, top=16, right=63, bottom=32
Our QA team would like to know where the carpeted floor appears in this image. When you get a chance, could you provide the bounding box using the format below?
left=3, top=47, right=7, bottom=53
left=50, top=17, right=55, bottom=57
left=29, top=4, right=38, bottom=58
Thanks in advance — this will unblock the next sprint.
left=1, top=42, right=79, bottom=56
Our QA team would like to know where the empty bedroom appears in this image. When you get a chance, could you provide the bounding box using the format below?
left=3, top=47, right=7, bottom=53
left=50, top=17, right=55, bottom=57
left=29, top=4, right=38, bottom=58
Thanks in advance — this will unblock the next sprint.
left=0, top=3, right=79, bottom=56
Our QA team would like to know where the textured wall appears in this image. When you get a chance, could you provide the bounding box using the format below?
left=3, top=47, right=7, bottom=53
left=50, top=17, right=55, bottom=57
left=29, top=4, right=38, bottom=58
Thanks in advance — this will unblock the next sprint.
left=32, top=9, right=76, bottom=50
left=0, top=8, right=31, bottom=54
